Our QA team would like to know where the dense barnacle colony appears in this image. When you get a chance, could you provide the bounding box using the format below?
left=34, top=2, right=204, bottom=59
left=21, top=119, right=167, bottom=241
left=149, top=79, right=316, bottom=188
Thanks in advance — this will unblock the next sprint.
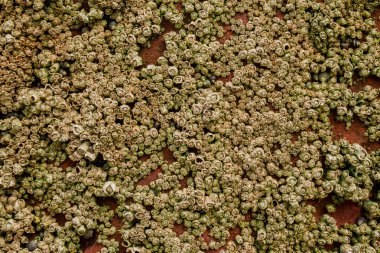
left=1, top=0, right=380, bottom=252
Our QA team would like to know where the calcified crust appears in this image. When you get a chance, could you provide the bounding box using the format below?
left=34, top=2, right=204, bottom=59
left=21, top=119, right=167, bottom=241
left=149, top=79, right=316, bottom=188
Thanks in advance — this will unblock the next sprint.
left=1, top=0, right=380, bottom=252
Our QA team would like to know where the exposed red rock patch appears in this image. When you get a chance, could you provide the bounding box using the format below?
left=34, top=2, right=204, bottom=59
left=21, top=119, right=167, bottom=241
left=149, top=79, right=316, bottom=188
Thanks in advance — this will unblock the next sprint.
left=351, top=75, right=380, bottom=92
left=163, top=147, right=176, bottom=164
left=217, top=72, right=234, bottom=83
left=110, top=216, right=125, bottom=249
left=140, top=20, right=177, bottom=66
left=138, top=154, right=150, bottom=162
left=227, top=227, right=241, bottom=241
left=268, top=103, right=279, bottom=113
left=110, top=216, right=127, bottom=253
left=173, top=223, right=186, bottom=236
left=201, top=229, right=214, bottom=244
left=176, top=2, right=183, bottom=12
left=137, top=167, right=163, bottom=186
left=218, top=13, right=247, bottom=43
left=218, top=24, right=233, bottom=44
left=60, top=158, right=76, bottom=170
left=307, top=198, right=361, bottom=227
left=84, top=243, right=103, bottom=253
left=275, top=10, right=285, bottom=20
left=329, top=201, right=362, bottom=227
left=235, top=12, right=248, bottom=25
left=329, top=113, right=380, bottom=151
left=111, top=216, right=123, bottom=230
left=179, top=176, right=188, bottom=189
left=307, top=198, right=332, bottom=221
left=372, top=7, right=380, bottom=31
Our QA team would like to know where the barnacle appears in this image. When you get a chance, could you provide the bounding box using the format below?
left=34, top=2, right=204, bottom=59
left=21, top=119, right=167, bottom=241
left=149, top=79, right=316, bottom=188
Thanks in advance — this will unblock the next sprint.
left=1, top=0, right=380, bottom=252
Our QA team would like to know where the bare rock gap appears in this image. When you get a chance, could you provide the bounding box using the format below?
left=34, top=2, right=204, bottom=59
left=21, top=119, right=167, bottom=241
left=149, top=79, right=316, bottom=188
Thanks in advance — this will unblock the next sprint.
left=351, top=75, right=380, bottom=92
left=137, top=167, right=163, bottom=186
left=307, top=196, right=362, bottom=227
left=140, top=20, right=177, bottom=66
left=329, top=112, right=379, bottom=151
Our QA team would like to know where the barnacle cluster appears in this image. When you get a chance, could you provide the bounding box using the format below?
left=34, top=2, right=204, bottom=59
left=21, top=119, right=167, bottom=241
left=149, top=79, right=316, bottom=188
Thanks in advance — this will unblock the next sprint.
left=1, top=0, right=380, bottom=252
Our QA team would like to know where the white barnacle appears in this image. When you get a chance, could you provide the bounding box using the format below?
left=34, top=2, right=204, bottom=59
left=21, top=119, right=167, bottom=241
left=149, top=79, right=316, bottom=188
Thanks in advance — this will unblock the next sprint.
left=102, top=181, right=119, bottom=195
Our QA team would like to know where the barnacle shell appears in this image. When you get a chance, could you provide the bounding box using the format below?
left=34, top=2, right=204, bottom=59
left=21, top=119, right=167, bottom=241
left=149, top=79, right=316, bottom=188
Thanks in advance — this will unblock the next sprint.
left=102, top=181, right=119, bottom=195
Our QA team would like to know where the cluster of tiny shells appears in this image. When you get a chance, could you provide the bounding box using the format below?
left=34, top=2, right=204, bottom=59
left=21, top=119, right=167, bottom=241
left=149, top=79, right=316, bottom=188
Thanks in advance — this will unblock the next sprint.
left=1, top=0, right=380, bottom=252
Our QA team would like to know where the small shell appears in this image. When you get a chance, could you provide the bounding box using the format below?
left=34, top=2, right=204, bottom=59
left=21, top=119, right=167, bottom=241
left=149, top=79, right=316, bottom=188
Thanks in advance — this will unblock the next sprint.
left=356, top=217, right=366, bottom=225
left=102, top=181, right=119, bottom=195
left=327, top=144, right=340, bottom=155
left=12, top=163, right=24, bottom=175
left=352, top=143, right=367, bottom=161
left=84, top=152, right=97, bottom=161
left=77, top=141, right=90, bottom=155
left=26, top=240, right=38, bottom=251
left=2, top=20, right=15, bottom=33
left=191, top=103, right=203, bottom=115
left=72, top=217, right=81, bottom=227
left=123, top=211, right=135, bottom=222
left=72, top=124, right=84, bottom=135
left=13, top=199, right=25, bottom=211
left=83, top=229, right=94, bottom=239
left=257, top=228, right=267, bottom=241
left=168, top=66, right=178, bottom=76
left=0, top=173, right=16, bottom=188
